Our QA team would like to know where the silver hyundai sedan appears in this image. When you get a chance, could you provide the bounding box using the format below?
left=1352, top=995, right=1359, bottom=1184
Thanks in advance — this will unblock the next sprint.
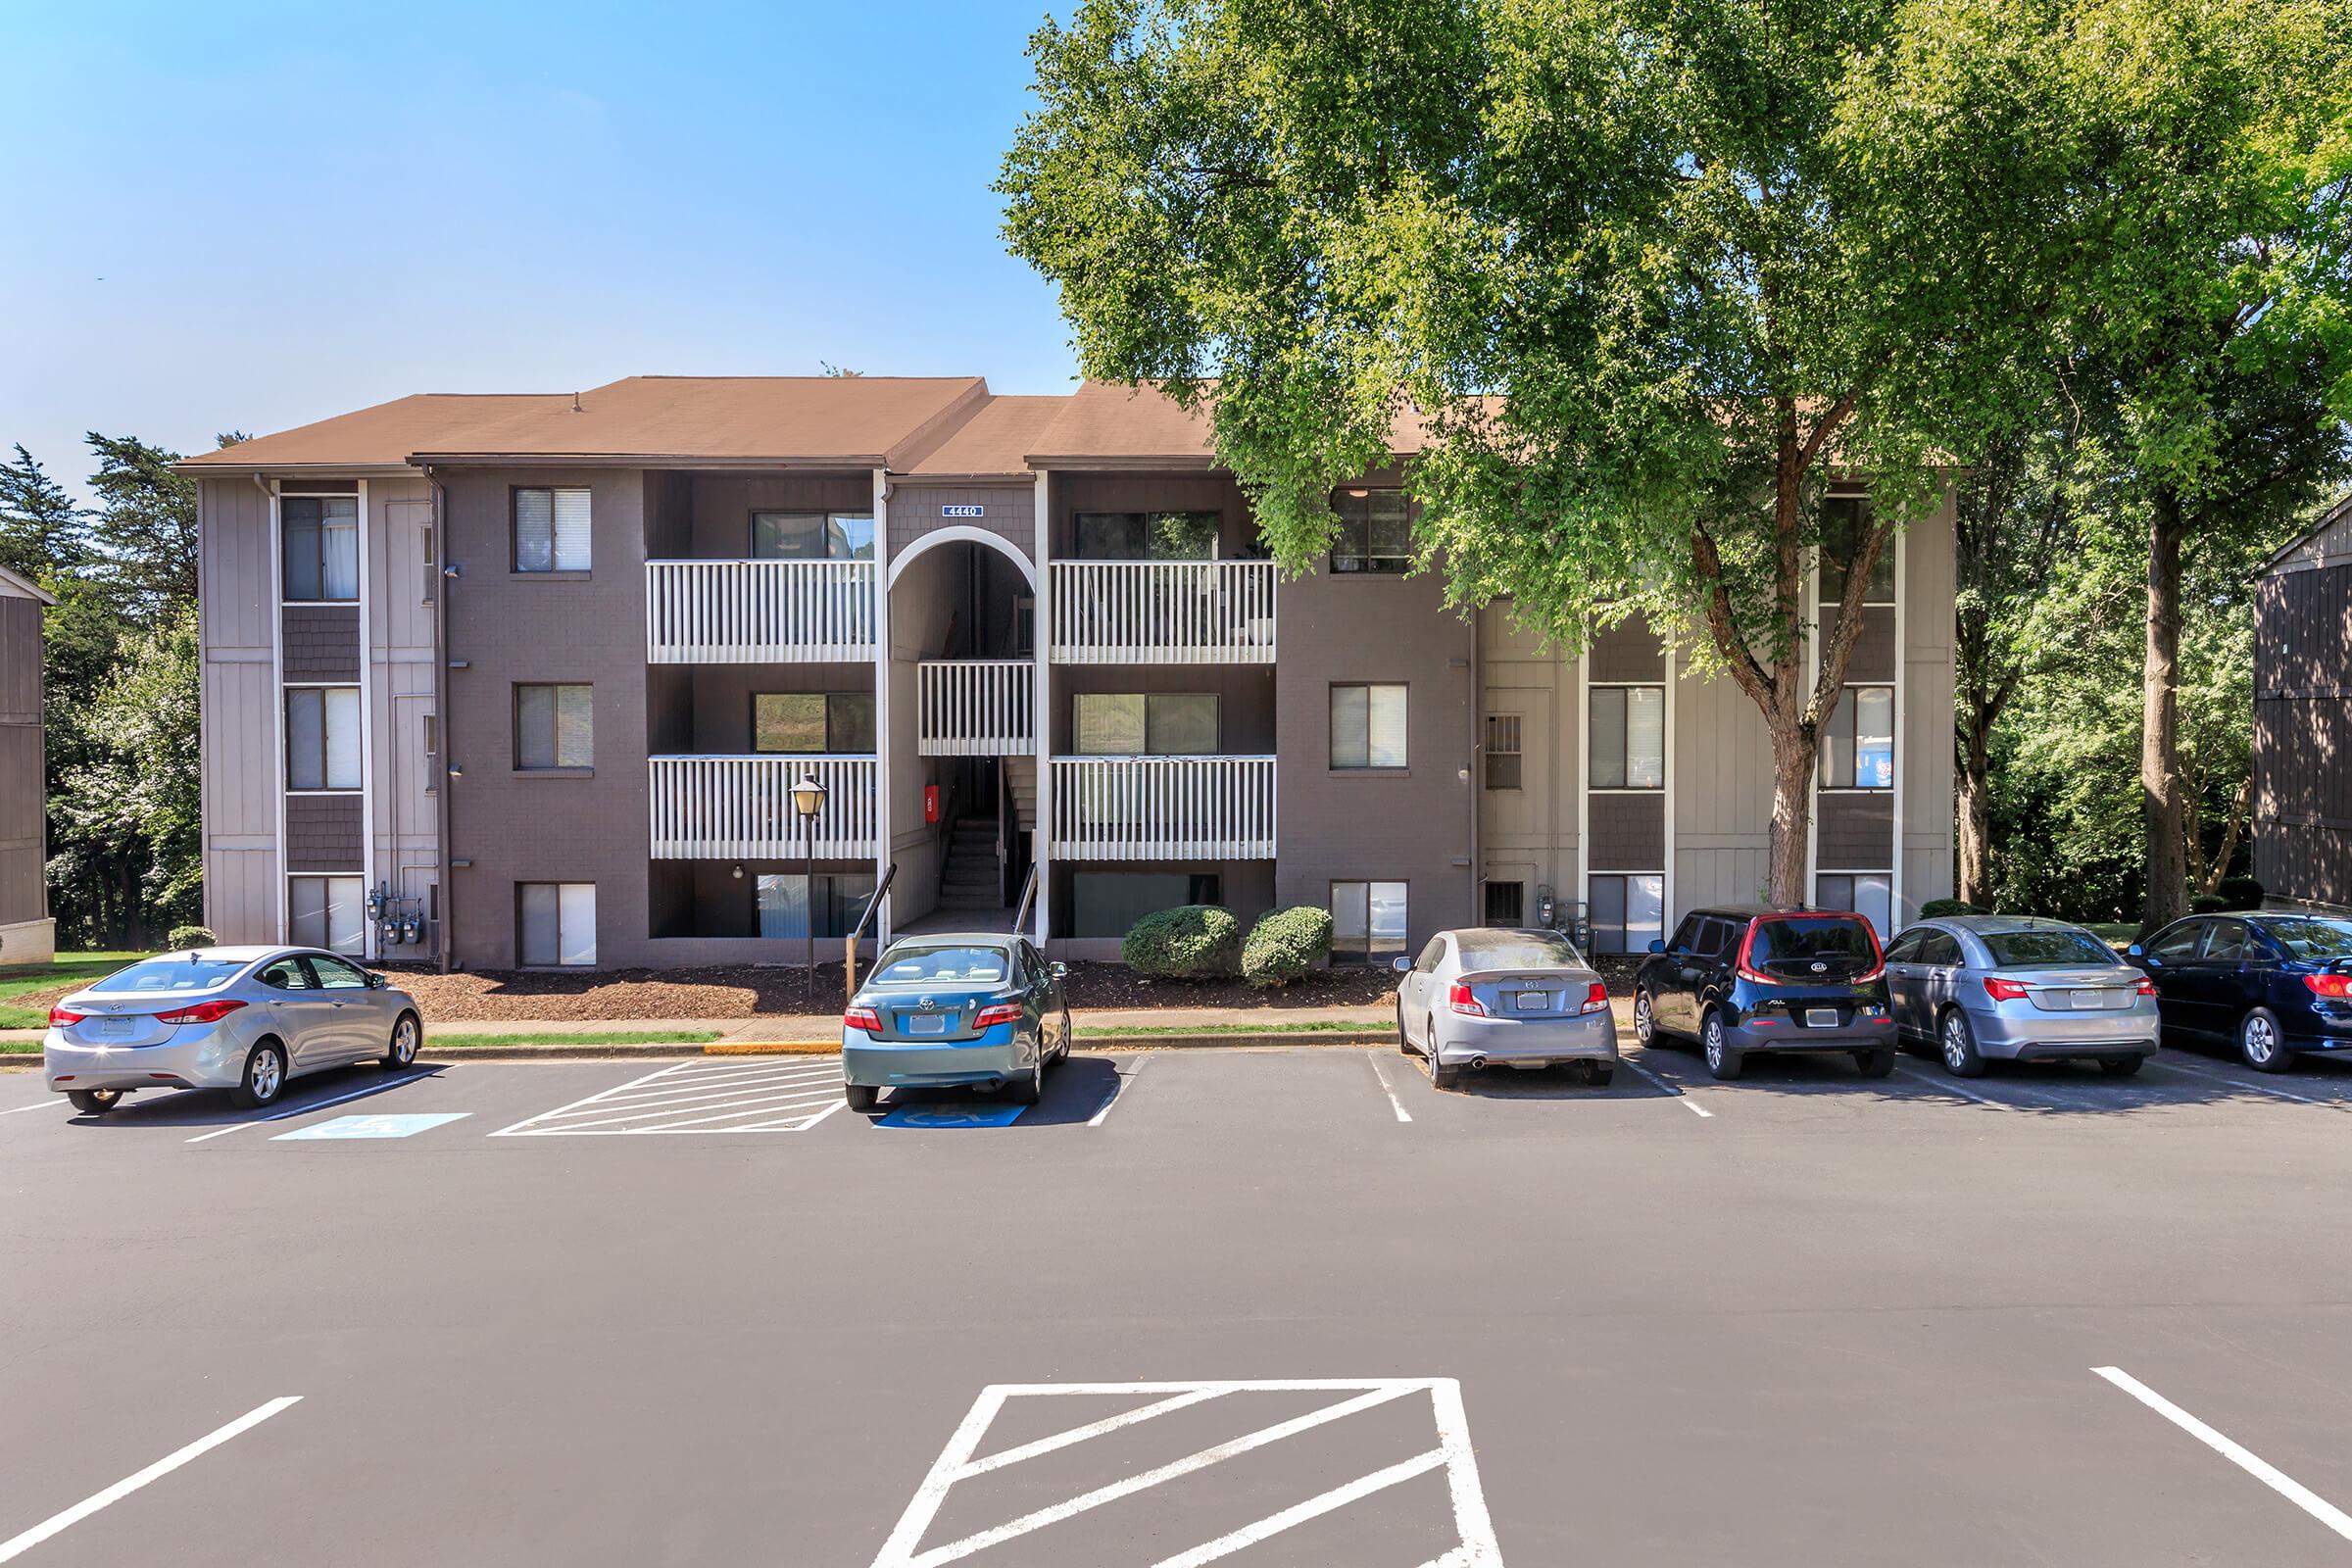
left=1883, top=916, right=2157, bottom=1077
left=43, top=947, right=423, bottom=1115
left=1395, top=927, right=1619, bottom=1088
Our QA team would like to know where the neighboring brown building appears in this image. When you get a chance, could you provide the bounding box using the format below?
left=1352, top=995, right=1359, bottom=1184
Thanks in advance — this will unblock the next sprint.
left=180, top=375, right=1953, bottom=970
left=2254, top=494, right=2352, bottom=910
left=0, top=564, right=56, bottom=964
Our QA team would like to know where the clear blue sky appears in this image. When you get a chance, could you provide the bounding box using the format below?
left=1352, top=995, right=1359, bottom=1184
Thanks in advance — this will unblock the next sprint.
left=1, top=0, right=1082, bottom=499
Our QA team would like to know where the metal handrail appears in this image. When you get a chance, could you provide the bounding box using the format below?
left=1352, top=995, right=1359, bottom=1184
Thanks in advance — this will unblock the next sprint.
left=1011, top=862, right=1040, bottom=938
left=843, top=861, right=899, bottom=1002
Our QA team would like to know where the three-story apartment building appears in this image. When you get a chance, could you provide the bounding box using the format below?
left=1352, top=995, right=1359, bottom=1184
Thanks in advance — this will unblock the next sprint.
left=183, top=375, right=1953, bottom=970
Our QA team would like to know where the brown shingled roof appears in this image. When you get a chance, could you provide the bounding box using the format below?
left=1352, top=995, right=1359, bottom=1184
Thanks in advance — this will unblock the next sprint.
left=902, top=394, right=1072, bottom=477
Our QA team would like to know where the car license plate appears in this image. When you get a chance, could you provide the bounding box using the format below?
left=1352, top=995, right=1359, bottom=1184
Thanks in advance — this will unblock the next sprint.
left=1804, top=1008, right=1838, bottom=1028
left=905, top=1013, right=949, bottom=1036
left=98, top=1016, right=133, bottom=1037
left=1513, top=992, right=1547, bottom=1011
left=2071, top=990, right=2108, bottom=1009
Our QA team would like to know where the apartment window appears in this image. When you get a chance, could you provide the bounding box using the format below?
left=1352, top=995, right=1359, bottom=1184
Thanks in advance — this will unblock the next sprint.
left=1331, top=881, right=1409, bottom=963
left=1816, top=872, right=1893, bottom=940
left=1071, top=511, right=1219, bottom=561
left=514, top=684, right=593, bottom=770
left=1330, top=489, right=1410, bottom=573
left=752, top=512, right=876, bottom=561
left=1485, top=880, right=1525, bottom=926
left=1330, top=684, right=1407, bottom=769
left=1822, top=495, right=1895, bottom=605
left=1822, top=686, right=1894, bottom=789
left=1589, top=873, right=1664, bottom=955
left=518, top=882, right=596, bottom=966
left=1485, top=713, right=1522, bottom=790
left=288, top=874, right=364, bottom=955
left=514, top=487, right=591, bottom=572
left=757, top=872, right=878, bottom=939
left=420, top=521, right=437, bottom=604
left=282, top=497, right=359, bottom=602
left=754, top=692, right=876, bottom=754
left=421, top=712, right=439, bottom=794
left=1589, top=686, right=1664, bottom=789
left=285, top=687, right=361, bottom=790
left=1073, top=692, right=1219, bottom=755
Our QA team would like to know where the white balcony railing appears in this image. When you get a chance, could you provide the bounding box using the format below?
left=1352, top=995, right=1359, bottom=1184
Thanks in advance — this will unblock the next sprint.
left=1049, top=756, right=1277, bottom=859
left=918, top=660, right=1034, bottom=756
left=646, top=560, right=876, bottom=663
left=1050, top=560, right=1277, bottom=663
left=648, top=755, right=879, bottom=859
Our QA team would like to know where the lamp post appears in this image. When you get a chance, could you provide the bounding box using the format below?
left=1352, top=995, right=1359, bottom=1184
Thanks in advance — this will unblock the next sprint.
left=790, top=773, right=827, bottom=999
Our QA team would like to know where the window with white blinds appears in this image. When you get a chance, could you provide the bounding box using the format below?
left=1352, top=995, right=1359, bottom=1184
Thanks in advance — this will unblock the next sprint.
left=1589, top=685, right=1664, bottom=789
left=514, top=684, right=593, bottom=769
left=286, top=687, right=362, bottom=790
left=519, top=882, right=597, bottom=966
left=1331, top=684, right=1407, bottom=768
left=514, top=487, right=592, bottom=572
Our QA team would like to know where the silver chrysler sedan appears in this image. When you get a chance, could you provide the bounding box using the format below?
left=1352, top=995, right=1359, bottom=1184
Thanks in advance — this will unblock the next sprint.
left=1882, top=916, right=2158, bottom=1077
left=43, top=947, right=423, bottom=1115
left=1395, top=927, right=1620, bottom=1088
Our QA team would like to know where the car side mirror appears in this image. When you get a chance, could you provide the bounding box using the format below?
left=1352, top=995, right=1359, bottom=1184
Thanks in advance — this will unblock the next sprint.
left=1391, top=956, right=1412, bottom=973
left=1646, top=940, right=1665, bottom=955
left=367, top=972, right=387, bottom=988
left=1049, top=962, right=1068, bottom=980
left=2126, top=944, right=2143, bottom=957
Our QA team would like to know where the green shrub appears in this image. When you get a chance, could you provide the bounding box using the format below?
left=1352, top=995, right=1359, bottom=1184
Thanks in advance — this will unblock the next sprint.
left=165, top=924, right=218, bottom=951
left=2188, top=892, right=2229, bottom=914
left=2216, top=875, right=2265, bottom=910
left=1122, top=905, right=1242, bottom=979
left=1918, top=899, right=1980, bottom=918
left=1242, top=906, right=1335, bottom=988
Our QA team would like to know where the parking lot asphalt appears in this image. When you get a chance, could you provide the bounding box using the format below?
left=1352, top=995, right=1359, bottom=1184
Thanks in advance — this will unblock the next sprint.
left=5, top=1036, right=2352, bottom=1565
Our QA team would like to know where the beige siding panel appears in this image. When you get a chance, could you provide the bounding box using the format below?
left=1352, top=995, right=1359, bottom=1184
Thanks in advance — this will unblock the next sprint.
left=1901, top=499, right=1957, bottom=916
left=200, top=476, right=282, bottom=941
left=1477, top=604, right=1581, bottom=922
left=206, top=849, right=281, bottom=945
left=200, top=478, right=275, bottom=650
left=369, top=482, right=439, bottom=929
left=1675, top=845, right=1771, bottom=911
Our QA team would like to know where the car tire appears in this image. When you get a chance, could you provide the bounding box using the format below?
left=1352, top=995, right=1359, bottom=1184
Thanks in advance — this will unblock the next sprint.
left=230, top=1041, right=286, bottom=1109
left=383, top=1010, right=421, bottom=1069
left=844, top=1082, right=879, bottom=1112
left=1428, top=1022, right=1460, bottom=1089
left=1589, top=1063, right=1615, bottom=1089
left=1060, top=1012, right=1074, bottom=1060
left=1701, top=1009, right=1744, bottom=1080
left=1853, top=1048, right=1896, bottom=1079
left=1396, top=1002, right=1418, bottom=1056
left=1634, top=989, right=1658, bottom=1048
left=2099, top=1054, right=2144, bottom=1078
left=1938, top=1009, right=1987, bottom=1078
left=1007, top=1053, right=1044, bottom=1105
left=2237, top=1007, right=2293, bottom=1073
left=67, top=1089, right=121, bottom=1115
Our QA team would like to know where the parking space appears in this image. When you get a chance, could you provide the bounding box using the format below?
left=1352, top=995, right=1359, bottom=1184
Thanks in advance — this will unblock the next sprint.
left=491, top=1056, right=848, bottom=1137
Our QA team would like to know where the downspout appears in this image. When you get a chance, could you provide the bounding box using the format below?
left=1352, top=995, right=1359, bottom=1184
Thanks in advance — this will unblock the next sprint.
left=428, top=466, right=458, bottom=972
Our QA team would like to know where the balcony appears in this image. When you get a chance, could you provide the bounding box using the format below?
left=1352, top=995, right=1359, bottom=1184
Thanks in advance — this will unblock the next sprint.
left=648, top=754, right=879, bottom=859
left=1048, top=755, right=1277, bottom=859
left=918, top=660, right=1034, bottom=756
left=1049, top=560, right=1276, bottom=664
left=646, top=560, right=877, bottom=663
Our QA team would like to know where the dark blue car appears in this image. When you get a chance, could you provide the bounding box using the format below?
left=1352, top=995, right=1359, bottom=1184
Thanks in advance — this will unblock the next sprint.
left=2124, top=912, right=2352, bottom=1071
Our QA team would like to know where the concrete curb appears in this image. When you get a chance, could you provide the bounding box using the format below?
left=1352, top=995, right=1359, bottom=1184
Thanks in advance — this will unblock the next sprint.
left=0, top=1032, right=1396, bottom=1067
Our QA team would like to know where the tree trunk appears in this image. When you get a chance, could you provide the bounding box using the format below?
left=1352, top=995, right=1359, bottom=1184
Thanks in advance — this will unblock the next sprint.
left=1957, top=716, right=1993, bottom=906
left=1765, top=719, right=1817, bottom=906
left=2141, top=490, right=2189, bottom=930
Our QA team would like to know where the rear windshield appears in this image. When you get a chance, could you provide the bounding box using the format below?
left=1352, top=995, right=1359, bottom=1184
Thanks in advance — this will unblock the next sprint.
left=873, top=946, right=1009, bottom=984
left=2264, top=917, right=2352, bottom=960
left=86, top=956, right=245, bottom=994
left=1981, top=928, right=2118, bottom=968
left=1454, top=931, right=1583, bottom=969
left=1749, top=917, right=1876, bottom=966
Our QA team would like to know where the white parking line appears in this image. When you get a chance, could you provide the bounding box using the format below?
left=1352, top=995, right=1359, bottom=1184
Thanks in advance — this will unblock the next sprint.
left=1086, top=1055, right=1147, bottom=1127
left=0, top=1396, right=302, bottom=1562
left=490, top=1057, right=844, bottom=1136
left=1889, top=1060, right=2017, bottom=1108
left=1367, top=1054, right=1412, bottom=1122
left=2145, top=1058, right=2348, bottom=1108
left=185, top=1069, right=431, bottom=1143
left=1619, top=1056, right=1713, bottom=1116
left=2094, top=1366, right=2352, bottom=1543
left=1, top=1101, right=55, bottom=1117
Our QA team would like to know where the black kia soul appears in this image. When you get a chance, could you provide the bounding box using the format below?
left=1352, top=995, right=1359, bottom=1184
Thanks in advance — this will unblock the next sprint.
left=1632, top=905, right=1897, bottom=1080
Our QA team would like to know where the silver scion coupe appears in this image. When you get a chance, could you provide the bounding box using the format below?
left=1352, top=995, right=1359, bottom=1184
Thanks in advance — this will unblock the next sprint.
left=43, top=947, right=423, bottom=1115
left=1394, top=927, right=1620, bottom=1088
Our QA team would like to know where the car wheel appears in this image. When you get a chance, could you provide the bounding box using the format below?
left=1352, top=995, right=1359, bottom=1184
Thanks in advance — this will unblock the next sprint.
left=1589, top=1063, right=1615, bottom=1089
left=1938, top=1009, right=1987, bottom=1078
left=1428, top=1019, right=1460, bottom=1089
left=67, top=1088, right=121, bottom=1115
left=1396, top=1002, right=1418, bottom=1056
left=2099, top=1054, right=2144, bottom=1078
left=231, top=1041, right=286, bottom=1109
left=1007, top=1053, right=1044, bottom=1105
left=844, top=1082, right=879, bottom=1112
left=1853, top=1048, right=1896, bottom=1079
left=1060, top=1011, right=1074, bottom=1060
left=2238, top=1007, right=2293, bottom=1073
left=383, top=1011, right=421, bottom=1069
left=1634, top=989, right=1657, bottom=1048
left=1701, top=1009, right=1744, bottom=1080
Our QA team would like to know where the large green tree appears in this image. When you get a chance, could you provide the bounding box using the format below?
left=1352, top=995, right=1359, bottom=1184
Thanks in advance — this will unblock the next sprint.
left=1003, top=0, right=2066, bottom=903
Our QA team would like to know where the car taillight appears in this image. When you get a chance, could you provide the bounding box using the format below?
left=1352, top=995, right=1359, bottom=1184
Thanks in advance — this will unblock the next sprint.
left=47, top=1006, right=85, bottom=1026
left=1446, top=982, right=1485, bottom=1016
left=972, top=1003, right=1024, bottom=1029
left=2304, top=973, right=2352, bottom=999
left=1984, top=976, right=2033, bottom=1002
left=843, top=1005, right=882, bottom=1034
left=1578, top=980, right=1609, bottom=1015
left=155, top=999, right=248, bottom=1025
left=2134, top=978, right=2157, bottom=998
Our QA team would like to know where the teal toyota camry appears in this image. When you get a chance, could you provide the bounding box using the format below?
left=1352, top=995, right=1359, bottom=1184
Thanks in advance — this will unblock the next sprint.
left=841, top=934, right=1071, bottom=1110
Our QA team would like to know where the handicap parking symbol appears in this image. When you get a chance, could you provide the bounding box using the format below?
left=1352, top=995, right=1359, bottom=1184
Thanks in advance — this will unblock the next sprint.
left=877, top=1103, right=1027, bottom=1129
left=272, top=1112, right=472, bottom=1141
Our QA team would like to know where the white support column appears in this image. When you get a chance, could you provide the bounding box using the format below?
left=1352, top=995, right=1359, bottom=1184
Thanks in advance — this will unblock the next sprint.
left=872, top=468, right=894, bottom=948
left=357, top=479, right=376, bottom=960
left=268, top=481, right=287, bottom=945
left=1661, top=643, right=1677, bottom=933
left=1891, top=525, right=1908, bottom=924
left=1805, top=550, right=1821, bottom=907
left=1032, top=468, right=1053, bottom=946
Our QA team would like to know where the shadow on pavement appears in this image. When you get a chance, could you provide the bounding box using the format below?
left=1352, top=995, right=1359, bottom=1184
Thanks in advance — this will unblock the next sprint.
left=60, top=1062, right=449, bottom=1132
left=852, top=1054, right=1122, bottom=1129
